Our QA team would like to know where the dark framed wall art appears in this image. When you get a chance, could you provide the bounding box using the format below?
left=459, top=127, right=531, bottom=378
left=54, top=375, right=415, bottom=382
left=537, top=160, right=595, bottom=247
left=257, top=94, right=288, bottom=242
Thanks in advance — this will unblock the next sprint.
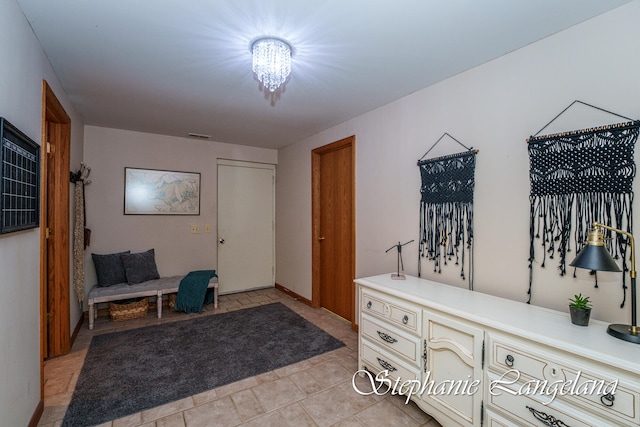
left=124, top=167, right=200, bottom=215
left=0, top=118, right=40, bottom=234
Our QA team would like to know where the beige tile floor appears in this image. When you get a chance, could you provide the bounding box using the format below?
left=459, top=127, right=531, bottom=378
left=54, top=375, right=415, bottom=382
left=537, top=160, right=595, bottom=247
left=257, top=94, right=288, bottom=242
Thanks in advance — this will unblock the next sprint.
left=38, top=288, right=443, bottom=427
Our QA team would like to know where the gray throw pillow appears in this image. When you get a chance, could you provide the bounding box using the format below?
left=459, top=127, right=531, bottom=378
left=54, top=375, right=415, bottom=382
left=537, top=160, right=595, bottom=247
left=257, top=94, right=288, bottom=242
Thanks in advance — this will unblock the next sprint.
left=120, top=248, right=160, bottom=285
left=91, top=251, right=130, bottom=287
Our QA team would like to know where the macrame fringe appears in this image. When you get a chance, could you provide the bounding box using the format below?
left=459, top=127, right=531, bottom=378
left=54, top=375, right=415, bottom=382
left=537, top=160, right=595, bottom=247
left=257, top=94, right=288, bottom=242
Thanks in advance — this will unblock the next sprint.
left=419, top=201, right=473, bottom=282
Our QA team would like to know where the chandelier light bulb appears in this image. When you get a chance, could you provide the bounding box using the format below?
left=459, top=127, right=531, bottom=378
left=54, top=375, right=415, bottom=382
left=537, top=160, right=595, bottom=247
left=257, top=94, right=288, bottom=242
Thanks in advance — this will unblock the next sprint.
left=252, top=38, right=292, bottom=92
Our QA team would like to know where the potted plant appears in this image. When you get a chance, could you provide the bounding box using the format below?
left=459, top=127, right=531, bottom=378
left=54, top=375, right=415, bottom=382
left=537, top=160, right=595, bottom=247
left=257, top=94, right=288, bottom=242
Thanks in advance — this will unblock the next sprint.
left=569, top=293, right=592, bottom=326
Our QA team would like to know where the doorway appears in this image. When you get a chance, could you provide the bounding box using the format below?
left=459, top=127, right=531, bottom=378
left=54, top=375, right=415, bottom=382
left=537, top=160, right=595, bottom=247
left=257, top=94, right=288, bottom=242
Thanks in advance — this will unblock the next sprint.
left=217, top=160, right=275, bottom=294
left=311, top=136, right=356, bottom=328
left=39, top=80, right=71, bottom=365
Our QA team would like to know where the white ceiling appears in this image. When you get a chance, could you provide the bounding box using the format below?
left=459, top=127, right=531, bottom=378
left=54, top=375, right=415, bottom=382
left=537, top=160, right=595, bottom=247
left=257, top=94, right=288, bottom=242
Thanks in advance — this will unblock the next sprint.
left=16, top=0, right=632, bottom=149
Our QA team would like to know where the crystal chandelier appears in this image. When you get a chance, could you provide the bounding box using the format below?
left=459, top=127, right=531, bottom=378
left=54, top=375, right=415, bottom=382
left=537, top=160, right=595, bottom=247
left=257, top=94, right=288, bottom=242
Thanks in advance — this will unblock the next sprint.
left=251, top=38, right=292, bottom=92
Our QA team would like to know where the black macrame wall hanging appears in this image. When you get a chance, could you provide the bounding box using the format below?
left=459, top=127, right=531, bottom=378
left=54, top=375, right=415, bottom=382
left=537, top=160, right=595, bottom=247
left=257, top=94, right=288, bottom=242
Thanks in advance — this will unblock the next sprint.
left=418, top=133, right=478, bottom=290
left=527, top=101, right=640, bottom=305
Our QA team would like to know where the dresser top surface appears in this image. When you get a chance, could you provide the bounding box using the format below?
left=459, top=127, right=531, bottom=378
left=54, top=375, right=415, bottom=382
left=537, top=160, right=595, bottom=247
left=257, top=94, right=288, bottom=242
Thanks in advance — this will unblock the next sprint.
left=356, top=274, right=640, bottom=374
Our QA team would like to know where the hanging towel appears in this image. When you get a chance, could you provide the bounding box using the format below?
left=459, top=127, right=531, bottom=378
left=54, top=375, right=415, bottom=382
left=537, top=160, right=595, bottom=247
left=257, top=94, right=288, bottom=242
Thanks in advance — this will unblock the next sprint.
left=72, top=181, right=85, bottom=302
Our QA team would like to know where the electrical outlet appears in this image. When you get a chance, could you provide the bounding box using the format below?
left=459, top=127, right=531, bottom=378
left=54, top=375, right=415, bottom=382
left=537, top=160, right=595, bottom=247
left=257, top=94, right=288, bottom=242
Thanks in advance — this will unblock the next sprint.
left=205, top=224, right=211, bottom=233
left=190, top=224, right=200, bottom=234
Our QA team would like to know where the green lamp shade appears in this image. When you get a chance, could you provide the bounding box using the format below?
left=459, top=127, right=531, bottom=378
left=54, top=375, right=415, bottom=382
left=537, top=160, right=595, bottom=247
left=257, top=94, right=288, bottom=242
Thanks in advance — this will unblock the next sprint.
left=569, top=244, right=622, bottom=272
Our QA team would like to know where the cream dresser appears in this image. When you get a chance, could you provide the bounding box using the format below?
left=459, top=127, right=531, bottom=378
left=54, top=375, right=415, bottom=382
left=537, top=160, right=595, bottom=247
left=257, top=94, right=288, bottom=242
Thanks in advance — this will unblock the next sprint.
left=355, top=274, right=640, bottom=427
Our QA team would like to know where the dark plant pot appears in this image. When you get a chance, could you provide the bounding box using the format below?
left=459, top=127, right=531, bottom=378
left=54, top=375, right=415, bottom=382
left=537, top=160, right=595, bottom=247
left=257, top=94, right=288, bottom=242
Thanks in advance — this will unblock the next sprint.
left=569, top=306, right=591, bottom=326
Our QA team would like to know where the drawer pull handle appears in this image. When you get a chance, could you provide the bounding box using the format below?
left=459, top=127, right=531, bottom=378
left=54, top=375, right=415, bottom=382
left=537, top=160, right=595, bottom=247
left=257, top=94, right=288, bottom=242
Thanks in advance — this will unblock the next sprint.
left=423, top=340, right=428, bottom=373
left=402, top=315, right=409, bottom=324
left=367, top=301, right=372, bottom=309
left=376, top=331, right=398, bottom=343
left=601, top=392, right=615, bottom=407
left=525, top=406, right=570, bottom=427
left=376, top=357, right=397, bottom=372
left=505, top=354, right=515, bottom=367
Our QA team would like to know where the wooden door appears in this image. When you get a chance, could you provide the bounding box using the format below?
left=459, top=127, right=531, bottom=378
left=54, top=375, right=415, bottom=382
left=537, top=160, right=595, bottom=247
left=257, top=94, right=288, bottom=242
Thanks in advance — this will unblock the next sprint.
left=217, top=160, right=275, bottom=294
left=312, top=136, right=355, bottom=325
left=40, top=81, right=70, bottom=362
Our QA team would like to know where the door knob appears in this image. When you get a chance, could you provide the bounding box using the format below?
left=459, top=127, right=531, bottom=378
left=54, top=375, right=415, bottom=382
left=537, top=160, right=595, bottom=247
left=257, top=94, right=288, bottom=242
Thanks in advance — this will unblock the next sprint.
left=318, top=237, right=325, bottom=241
left=219, top=238, right=225, bottom=244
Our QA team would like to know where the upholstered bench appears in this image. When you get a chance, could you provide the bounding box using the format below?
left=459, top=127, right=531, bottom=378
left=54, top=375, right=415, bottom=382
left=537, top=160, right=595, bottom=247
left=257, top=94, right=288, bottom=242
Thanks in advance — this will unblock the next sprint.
left=87, top=275, right=218, bottom=329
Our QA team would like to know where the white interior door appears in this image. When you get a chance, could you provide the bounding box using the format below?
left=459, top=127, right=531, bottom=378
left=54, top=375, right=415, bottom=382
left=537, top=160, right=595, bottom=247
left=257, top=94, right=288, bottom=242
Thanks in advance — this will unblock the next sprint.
left=217, top=160, right=275, bottom=294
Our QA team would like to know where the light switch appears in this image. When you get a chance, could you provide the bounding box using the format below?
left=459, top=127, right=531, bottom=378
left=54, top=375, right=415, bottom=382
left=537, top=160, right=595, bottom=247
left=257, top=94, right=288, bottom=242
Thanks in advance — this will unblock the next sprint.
left=205, top=224, right=211, bottom=233
left=190, top=225, right=200, bottom=234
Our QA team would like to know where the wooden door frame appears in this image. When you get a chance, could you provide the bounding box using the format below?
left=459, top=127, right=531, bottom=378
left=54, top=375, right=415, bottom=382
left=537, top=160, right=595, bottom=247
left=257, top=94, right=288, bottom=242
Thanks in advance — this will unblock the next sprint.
left=311, top=135, right=356, bottom=330
left=39, top=81, right=71, bottom=394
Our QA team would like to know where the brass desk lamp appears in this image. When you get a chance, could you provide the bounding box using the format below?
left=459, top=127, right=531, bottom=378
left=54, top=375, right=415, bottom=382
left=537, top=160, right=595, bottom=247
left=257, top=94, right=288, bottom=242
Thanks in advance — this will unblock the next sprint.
left=569, top=222, right=639, bottom=344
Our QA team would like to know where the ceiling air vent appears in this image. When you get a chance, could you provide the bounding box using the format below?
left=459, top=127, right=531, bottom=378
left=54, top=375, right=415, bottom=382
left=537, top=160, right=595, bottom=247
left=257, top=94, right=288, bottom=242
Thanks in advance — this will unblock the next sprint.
left=188, top=132, right=211, bottom=139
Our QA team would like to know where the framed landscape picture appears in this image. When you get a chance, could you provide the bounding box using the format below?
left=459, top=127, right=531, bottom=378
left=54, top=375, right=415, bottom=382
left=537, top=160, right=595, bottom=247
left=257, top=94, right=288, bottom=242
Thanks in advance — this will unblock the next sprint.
left=124, top=168, right=200, bottom=215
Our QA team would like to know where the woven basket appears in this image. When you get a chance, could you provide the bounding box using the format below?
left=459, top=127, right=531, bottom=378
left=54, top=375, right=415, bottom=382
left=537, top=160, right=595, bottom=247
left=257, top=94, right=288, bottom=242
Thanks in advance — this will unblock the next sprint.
left=168, top=293, right=177, bottom=311
left=109, top=297, right=149, bottom=322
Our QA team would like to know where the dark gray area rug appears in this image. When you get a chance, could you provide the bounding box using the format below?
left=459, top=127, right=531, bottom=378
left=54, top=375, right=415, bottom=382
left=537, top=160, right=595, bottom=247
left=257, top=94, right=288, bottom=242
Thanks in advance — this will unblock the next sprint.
left=62, top=302, right=344, bottom=426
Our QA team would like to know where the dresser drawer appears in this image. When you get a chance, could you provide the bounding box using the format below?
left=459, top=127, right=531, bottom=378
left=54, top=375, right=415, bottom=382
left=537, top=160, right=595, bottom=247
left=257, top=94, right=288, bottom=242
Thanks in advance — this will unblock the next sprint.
left=389, top=303, right=419, bottom=332
left=486, top=372, right=603, bottom=426
left=360, top=288, right=421, bottom=335
left=361, top=292, right=386, bottom=317
left=562, top=368, right=638, bottom=425
left=361, top=340, right=420, bottom=386
left=361, top=314, right=420, bottom=364
left=488, top=333, right=640, bottom=425
left=489, top=336, right=564, bottom=383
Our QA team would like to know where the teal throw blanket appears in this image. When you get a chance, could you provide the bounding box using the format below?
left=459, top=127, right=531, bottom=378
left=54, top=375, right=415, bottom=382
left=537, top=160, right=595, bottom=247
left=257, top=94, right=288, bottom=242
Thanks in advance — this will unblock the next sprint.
left=174, top=270, right=217, bottom=314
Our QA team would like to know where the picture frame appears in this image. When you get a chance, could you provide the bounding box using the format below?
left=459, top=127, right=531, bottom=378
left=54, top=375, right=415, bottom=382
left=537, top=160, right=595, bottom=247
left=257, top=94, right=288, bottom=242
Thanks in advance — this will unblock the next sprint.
left=124, top=167, right=200, bottom=215
left=0, top=118, right=40, bottom=234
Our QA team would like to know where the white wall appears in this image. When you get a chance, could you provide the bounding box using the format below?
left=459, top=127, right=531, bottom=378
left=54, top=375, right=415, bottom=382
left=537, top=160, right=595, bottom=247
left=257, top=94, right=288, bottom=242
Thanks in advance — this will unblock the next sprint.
left=276, top=1, right=640, bottom=324
left=82, top=126, right=277, bottom=303
left=0, top=1, right=84, bottom=425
